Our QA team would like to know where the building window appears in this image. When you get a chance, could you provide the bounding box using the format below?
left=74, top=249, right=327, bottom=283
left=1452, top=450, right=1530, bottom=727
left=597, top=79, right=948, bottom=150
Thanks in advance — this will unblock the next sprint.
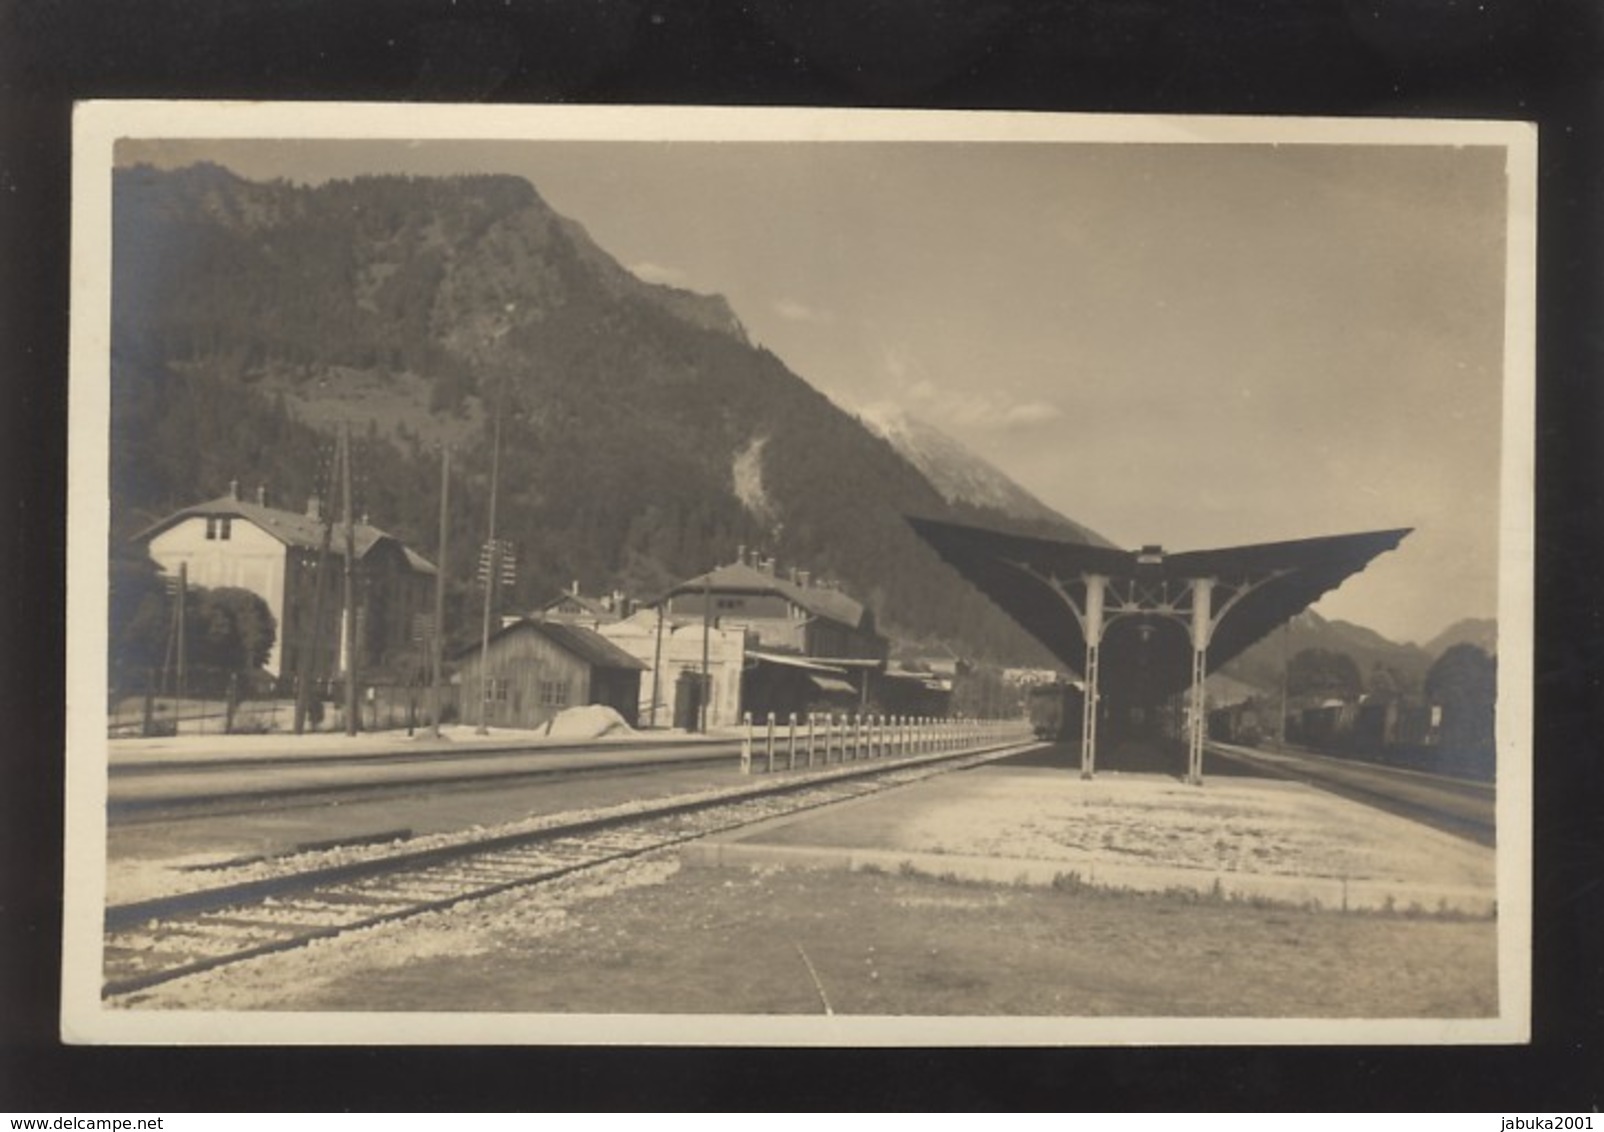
left=487, top=677, right=509, bottom=703
left=219, top=517, right=232, bottom=540
left=205, top=517, right=217, bottom=540
left=716, top=597, right=743, bottom=611
left=539, top=680, right=570, bottom=708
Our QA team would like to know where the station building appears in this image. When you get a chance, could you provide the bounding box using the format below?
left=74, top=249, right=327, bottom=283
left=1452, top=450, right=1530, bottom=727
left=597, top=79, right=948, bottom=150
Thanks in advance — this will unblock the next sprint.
left=658, top=552, right=890, bottom=722
left=131, top=482, right=436, bottom=682
left=597, top=609, right=748, bottom=730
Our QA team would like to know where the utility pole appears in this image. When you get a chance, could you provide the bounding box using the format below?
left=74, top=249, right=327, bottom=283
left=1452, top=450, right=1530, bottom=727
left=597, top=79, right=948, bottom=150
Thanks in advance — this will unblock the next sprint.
left=429, top=444, right=450, bottom=738
left=649, top=602, right=664, bottom=729
left=174, top=561, right=187, bottom=707
left=341, top=422, right=358, bottom=737
left=699, top=572, right=711, bottom=733
left=293, top=476, right=336, bottom=735
left=476, top=407, right=503, bottom=735
left=1278, top=618, right=1291, bottom=747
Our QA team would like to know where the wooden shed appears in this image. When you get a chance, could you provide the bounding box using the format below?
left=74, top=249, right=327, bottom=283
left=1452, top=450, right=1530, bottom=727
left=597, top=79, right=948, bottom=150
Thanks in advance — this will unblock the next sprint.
left=454, top=619, right=647, bottom=731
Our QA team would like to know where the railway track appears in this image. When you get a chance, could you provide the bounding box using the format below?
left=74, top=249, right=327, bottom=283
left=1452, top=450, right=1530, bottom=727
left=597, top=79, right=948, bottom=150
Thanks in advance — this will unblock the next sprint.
left=103, top=736, right=1038, bottom=999
left=1207, top=741, right=1496, bottom=846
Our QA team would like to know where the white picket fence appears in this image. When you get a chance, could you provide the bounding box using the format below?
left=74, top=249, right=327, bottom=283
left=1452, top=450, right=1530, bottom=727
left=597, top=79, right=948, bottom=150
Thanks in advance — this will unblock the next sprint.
left=737, top=712, right=1031, bottom=774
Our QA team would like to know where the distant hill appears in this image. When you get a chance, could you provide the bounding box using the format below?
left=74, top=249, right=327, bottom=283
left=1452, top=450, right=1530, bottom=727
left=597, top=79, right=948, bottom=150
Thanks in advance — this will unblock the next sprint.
left=859, top=406, right=1115, bottom=546
left=109, top=162, right=1124, bottom=665
left=1219, top=609, right=1439, bottom=698
left=1421, top=617, right=1498, bottom=657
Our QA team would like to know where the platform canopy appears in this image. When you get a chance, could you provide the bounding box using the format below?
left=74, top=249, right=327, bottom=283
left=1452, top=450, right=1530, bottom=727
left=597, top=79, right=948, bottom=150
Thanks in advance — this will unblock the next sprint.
left=907, top=515, right=1411, bottom=703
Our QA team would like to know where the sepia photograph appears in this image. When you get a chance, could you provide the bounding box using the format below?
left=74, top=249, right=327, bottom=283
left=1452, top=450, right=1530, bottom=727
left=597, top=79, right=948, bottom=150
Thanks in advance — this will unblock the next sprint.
left=62, top=102, right=1534, bottom=1045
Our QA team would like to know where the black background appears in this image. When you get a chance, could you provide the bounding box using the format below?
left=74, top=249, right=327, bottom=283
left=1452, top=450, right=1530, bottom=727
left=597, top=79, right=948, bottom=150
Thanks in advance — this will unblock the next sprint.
left=3, top=0, right=1601, bottom=1111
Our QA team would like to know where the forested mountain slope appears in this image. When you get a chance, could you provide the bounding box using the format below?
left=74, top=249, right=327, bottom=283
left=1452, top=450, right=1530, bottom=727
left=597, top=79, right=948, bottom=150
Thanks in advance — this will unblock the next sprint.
left=111, top=163, right=1103, bottom=664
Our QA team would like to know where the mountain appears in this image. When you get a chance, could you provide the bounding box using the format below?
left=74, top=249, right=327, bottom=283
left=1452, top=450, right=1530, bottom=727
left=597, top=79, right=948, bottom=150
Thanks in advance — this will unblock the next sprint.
left=859, top=406, right=1115, bottom=546
left=108, top=162, right=1114, bottom=665
left=1421, top=617, right=1498, bottom=657
left=1218, top=609, right=1441, bottom=698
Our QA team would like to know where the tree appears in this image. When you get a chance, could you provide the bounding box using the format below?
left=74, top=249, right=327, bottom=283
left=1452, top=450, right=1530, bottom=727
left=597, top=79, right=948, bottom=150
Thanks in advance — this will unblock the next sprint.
left=196, top=587, right=277, bottom=673
left=1286, top=647, right=1362, bottom=702
left=951, top=663, right=1020, bottom=720
left=108, top=551, right=172, bottom=695
left=1426, top=643, right=1496, bottom=765
left=108, top=576, right=278, bottom=698
left=1367, top=662, right=1414, bottom=703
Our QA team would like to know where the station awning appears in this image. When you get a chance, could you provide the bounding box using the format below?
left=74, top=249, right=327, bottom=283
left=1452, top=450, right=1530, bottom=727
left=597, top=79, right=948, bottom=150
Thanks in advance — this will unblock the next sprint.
left=907, top=514, right=1410, bottom=699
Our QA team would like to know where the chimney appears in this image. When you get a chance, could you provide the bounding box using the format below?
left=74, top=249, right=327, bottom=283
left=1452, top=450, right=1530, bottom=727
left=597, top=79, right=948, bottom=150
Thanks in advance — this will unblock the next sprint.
left=761, top=556, right=775, bottom=576
left=228, top=478, right=239, bottom=500
left=306, top=493, right=321, bottom=520
left=798, top=570, right=811, bottom=588
left=737, top=544, right=747, bottom=567
left=788, top=567, right=799, bottom=584
left=570, top=579, right=580, bottom=596
left=256, top=484, right=266, bottom=506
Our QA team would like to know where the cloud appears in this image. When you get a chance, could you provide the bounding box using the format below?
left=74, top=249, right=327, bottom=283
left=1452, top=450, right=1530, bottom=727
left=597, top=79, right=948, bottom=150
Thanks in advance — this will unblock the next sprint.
left=630, top=261, right=690, bottom=286
left=873, top=343, right=1061, bottom=432
left=773, top=298, right=833, bottom=324
left=940, top=391, right=1064, bottom=432
left=1002, top=400, right=1064, bottom=427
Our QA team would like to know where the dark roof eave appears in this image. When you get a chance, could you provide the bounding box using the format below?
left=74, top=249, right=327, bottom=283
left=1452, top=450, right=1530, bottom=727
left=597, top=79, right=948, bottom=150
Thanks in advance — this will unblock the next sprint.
left=905, top=514, right=1414, bottom=689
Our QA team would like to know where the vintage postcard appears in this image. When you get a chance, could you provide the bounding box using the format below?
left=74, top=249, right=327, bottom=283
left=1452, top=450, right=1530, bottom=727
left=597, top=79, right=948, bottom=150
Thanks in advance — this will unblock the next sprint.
left=63, top=101, right=1535, bottom=1044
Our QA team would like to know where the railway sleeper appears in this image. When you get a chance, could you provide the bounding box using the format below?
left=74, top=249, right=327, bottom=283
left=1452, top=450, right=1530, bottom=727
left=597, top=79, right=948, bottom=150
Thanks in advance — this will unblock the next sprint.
left=108, top=919, right=264, bottom=945
left=447, top=862, right=566, bottom=884
left=357, top=878, right=504, bottom=901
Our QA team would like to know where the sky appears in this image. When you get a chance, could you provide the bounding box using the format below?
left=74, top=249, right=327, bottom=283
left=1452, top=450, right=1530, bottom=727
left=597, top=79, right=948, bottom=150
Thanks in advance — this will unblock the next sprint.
left=118, top=129, right=1517, bottom=646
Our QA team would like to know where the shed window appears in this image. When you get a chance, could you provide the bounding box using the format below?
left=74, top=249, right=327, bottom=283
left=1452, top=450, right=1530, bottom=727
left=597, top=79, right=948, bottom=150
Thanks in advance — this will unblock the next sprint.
left=539, top=680, right=570, bottom=708
left=487, top=677, right=509, bottom=703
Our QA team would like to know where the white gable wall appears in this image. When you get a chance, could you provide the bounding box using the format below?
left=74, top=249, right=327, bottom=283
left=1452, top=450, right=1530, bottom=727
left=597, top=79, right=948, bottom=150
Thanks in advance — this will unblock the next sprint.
left=146, top=517, right=290, bottom=675
left=599, top=612, right=746, bottom=728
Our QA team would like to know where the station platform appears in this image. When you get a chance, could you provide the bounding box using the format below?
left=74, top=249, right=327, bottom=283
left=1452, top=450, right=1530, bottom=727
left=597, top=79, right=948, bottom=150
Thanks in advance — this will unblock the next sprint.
left=683, top=744, right=1497, bottom=915
left=106, top=722, right=742, bottom=773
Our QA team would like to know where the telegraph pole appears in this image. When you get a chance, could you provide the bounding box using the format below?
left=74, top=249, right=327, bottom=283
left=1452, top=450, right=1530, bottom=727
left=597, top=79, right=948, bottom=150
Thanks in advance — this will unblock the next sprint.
left=293, top=471, right=335, bottom=735
left=475, top=408, right=503, bottom=735
left=341, top=422, right=358, bottom=737
left=429, top=444, right=450, bottom=738
left=1278, top=618, right=1291, bottom=746
left=699, top=572, right=711, bottom=733
left=650, top=601, right=664, bottom=729
left=174, top=561, right=187, bottom=707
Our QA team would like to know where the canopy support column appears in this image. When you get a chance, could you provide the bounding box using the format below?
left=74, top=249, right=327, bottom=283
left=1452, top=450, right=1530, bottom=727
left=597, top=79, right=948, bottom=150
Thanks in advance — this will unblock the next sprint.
left=1080, top=573, right=1106, bottom=779
left=1187, top=577, right=1214, bottom=785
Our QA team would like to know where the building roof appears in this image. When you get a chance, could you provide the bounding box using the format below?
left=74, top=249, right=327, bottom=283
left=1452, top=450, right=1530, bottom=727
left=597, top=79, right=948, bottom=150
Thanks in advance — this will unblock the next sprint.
left=541, top=592, right=616, bottom=619
left=667, top=561, right=868, bottom=629
left=746, top=649, right=849, bottom=675
left=134, top=493, right=437, bottom=574
left=907, top=514, right=1410, bottom=700
left=456, top=618, right=647, bottom=671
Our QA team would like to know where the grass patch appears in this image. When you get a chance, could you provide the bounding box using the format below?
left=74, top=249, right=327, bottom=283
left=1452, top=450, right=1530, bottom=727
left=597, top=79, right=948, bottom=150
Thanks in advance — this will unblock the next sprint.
left=241, top=859, right=1498, bottom=1018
